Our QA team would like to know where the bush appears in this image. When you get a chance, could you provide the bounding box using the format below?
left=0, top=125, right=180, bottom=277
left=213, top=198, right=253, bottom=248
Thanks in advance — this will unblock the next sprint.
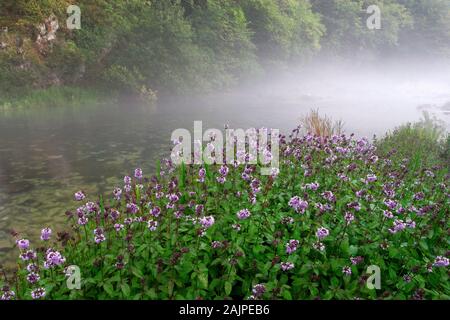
left=1, top=123, right=448, bottom=300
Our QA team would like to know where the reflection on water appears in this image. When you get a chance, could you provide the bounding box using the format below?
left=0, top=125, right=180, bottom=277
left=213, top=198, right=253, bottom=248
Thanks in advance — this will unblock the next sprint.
left=1, top=75, right=449, bottom=268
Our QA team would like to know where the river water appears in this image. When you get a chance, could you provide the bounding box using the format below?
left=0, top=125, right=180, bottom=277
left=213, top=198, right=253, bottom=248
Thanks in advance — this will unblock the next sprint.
left=1, top=65, right=449, bottom=267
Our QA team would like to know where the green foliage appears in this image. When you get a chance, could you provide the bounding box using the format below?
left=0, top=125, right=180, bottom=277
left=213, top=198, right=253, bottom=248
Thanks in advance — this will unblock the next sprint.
left=375, top=111, right=448, bottom=170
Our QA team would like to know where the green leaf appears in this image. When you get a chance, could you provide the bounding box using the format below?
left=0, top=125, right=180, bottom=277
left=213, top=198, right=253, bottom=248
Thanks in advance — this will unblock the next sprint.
left=197, top=272, right=208, bottom=289
left=121, top=283, right=131, bottom=297
left=224, top=281, right=232, bottom=296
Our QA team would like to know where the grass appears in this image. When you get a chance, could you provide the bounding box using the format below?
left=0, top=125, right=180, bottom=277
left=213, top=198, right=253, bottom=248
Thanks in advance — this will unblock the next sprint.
left=300, top=109, right=344, bottom=137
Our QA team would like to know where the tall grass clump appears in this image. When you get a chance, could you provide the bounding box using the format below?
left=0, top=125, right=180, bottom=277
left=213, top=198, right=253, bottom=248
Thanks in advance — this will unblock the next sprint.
left=0, top=121, right=448, bottom=300
left=300, top=109, right=344, bottom=137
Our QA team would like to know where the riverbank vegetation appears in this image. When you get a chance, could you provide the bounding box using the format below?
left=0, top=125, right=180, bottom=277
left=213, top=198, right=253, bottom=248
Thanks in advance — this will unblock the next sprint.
left=1, top=0, right=450, bottom=107
left=1, top=114, right=448, bottom=300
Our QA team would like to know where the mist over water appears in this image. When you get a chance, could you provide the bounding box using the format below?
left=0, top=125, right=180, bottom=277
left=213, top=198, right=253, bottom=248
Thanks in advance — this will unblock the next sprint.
left=0, top=58, right=449, bottom=266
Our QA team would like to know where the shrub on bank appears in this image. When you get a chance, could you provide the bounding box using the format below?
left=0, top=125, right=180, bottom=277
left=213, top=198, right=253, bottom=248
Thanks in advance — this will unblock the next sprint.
left=1, top=123, right=449, bottom=300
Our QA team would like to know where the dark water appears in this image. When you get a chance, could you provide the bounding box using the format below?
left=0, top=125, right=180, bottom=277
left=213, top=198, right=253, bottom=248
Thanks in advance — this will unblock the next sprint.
left=1, top=75, right=449, bottom=267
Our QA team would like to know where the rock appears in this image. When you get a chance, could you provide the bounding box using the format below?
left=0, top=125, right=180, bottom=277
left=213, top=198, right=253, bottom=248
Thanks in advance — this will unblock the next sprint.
left=35, top=14, right=59, bottom=54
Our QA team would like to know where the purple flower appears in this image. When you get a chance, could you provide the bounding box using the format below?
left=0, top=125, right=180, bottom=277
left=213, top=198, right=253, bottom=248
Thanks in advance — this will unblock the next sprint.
left=94, top=234, right=106, bottom=244
left=20, top=250, right=37, bottom=261
left=366, top=174, right=377, bottom=183
left=342, top=266, right=352, bottom=276
left=305, top=182, right=319, bottom=191
left=252, top=284, right=266, bottom=298
left=198, top=168, right=206, bottom=182
left=123, top=175, right=131, bottom=184
left=433, top=256, right=449, bottom=267
left=16, top=239, right=30, bottom=250
left=232, top=223, right=241, bottom=231
left=316, top=227, right=330, bottom=240
left=26, top=272, right=40, bottom=284
left=167, top=193, right=179, bottom=203
left=406, top=219, right=416, bottom=229
left=26, top=263, right=39, bottom=273
left=321, top=191, right=336, bottom=202
left=134, top=168, right=143, bottom=179
left=413, top=192, right=425, bottom=201
left=109, top=209, right=120, bottom=221
left=288, top=196, right=308, bottom=214
left=124, top=184, right=132, bottom=193
left=147, top=220, right=158, bottom=231
left=31, top=288, right=46, bottom=300
left=280, top=262, right=295, bottom=271
left=388, top=219, right=406, bottom=234
left=211, top=241, right=223, bottom=249
left=74, top=191, right=86, bottom=201
left=403, top=275, right=412, bottom=283
left=78, top=216, right=88, bottom=225
left=126, top=203, right=140, bottom=214
left=219, top=165, right=229, bottom=176
left=45, top=249, right=66, bottom=267
left=1, top=290, right=15, bottom=300
left=237, top=209, right=251, bottom=220
left=344, top=212, right=355, bottom=224
left=216, top=176, right=226, bottom=184
left=150, top=206, right=161, bottom=217
left=350, top=256, right=364, bottom=265
left=313, top=242, right=326, bottom=251
left=113, top=187, right=122, bottom=200
left=40, top=228, right=52, bottom=241
left=114, top=223, right=124, bottom=232
left=347, top=201, right=361, bottom=211
left=384, top=199, right=397, bottom=210
left=286, top=239, right=299, bottom=254
left=199, top=216, right=215, bottom=229
left=383, top=210, right=394, bottom=219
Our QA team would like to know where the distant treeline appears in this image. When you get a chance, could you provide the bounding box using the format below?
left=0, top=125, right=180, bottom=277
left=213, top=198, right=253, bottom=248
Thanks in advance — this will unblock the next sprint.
left=0, top=0, right=449, bottom=100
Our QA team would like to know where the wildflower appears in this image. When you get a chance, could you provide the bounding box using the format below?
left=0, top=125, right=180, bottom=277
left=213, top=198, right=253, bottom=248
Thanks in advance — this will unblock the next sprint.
left=20, top=250, right=37, bottom=261
left=150, top=206, right=161, bottom=217
left=134, top=168, right=143, bottom=179
left=124, top=184, right=132, bottom=193
left=40, top=228, right=52, bottom=241
left=406, top=219, right=416, bottom=229
left=281, top=217, right=294, bottom=225
left=288, top=196, right=308, bottom=213
left=321, top=191, right=336, bottom=202
left=167, top=193, right=179, bottom=203
left=252, top=284, right=266, bottom=298
left=403, top=275, right=412, bottom=283
left=1, top=290, right=15, bottom=300
left=211, top=241, right=223, bottom=249
left=232, top=223, right=241, bottom=231
left=124, top=217, right=133, bottom=225
left=344, top=212, right=355, bottom=224
left=313, top=242, right=326, bottom=251
left=147, top=220, right=158, bottom=231
left=195, top=204, right=204, bottom=215
left=126, top=203, right=139, bottom=214
left=78, top=216, right=88, bottom=225
left=219, top=165, right=229, bottom=177
left=94, top=234, right=106, bottom=244
left=350, top=256, right=364, bottom=265
left=355, top=190, right=366, bottom=198
left=316, top=227, right=330, bottom=240
left=26, top=272, right=40, bottom=284
left=123, top=175, right=132, bottom=184
left=305, top=182, right=319, bottom=191
left=366, top=174, right=377, bottom=183
left=280, top=262, right=295, bottom=271
left=16, top=239, right=30, bottom=250
left=199, top=216, right=215, bottom=229
left=342, top=266, right=352, bottom=276
left=114, top=223, right=124, bottom=232
left=113, top=187, right=122, bottom=200
left=198, top=168, right=206, bottom=182
left=424, top=170, right=435, bottom=178
left=74, top=191, right=86, bottom=201
left=413, top=192, right=425, bottom=201
left=109, top=209, right=120, bottom=221
left=433, top=256, right=449, bottom=267
left=286, top=239, right=299, bottom=254
left=388, top=219, right=406, bottom=234
left=383, top=210, right=394, bottom=219
left=216, top=176, right=226, bottom=184
left=45, top=249, right=66, bottom=267
left=347, top=201, right=361, bottom=211
left=237, top=209, right=251, bottom=220
left=31, top=288, right=46, bottom=300
left=384, top=199, right=397, bottom=210
left=26, top=263, right=39, bottom=273
left=85, top=201, right=97, bottom=213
